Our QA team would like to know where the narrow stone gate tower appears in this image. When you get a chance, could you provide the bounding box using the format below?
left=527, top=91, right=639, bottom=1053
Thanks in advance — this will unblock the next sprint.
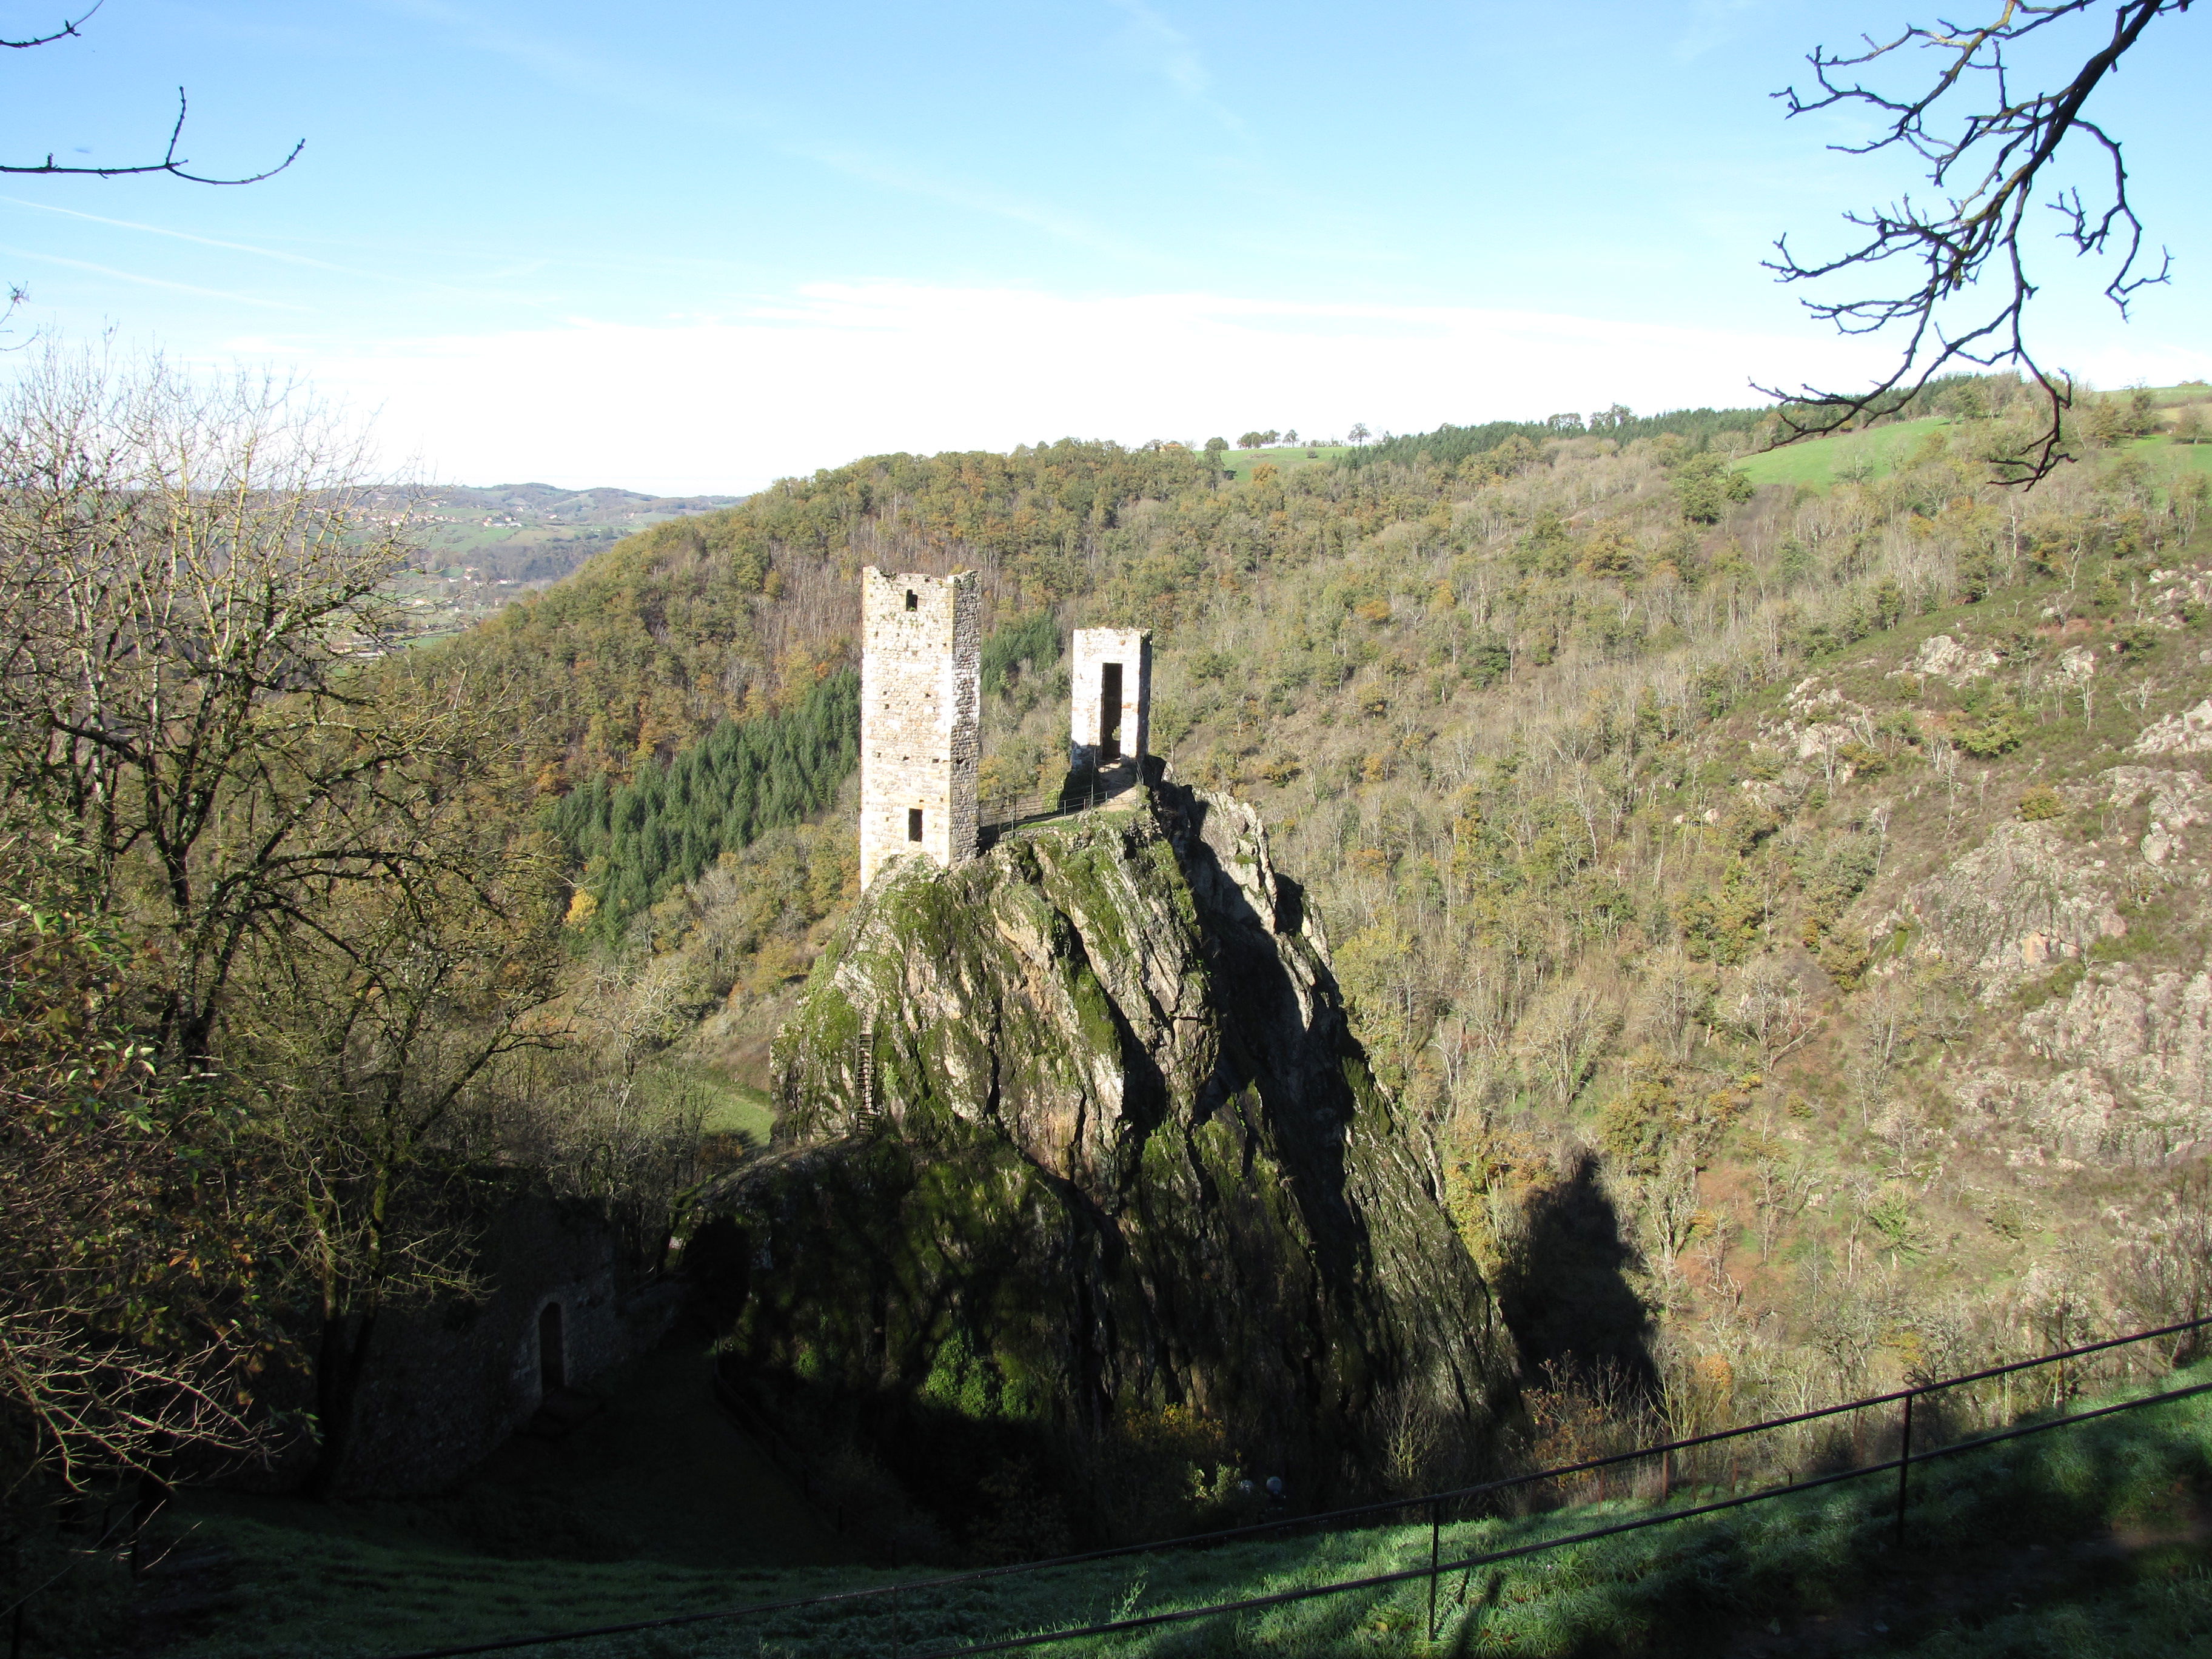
left=860, top=568, right=980, bottom=890
left=1069, top=628, right=1151, bottom=773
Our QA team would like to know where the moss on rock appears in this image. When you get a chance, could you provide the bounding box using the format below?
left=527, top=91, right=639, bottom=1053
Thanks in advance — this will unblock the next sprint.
left=689, top=784, right=1514, bottom=1552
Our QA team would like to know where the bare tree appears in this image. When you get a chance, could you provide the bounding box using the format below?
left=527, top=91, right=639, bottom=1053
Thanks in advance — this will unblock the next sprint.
left=0, top=350, right=458, bottom=1069
left=1723, top=956, right=1822, bottom=1070
left=0, top=352, right=569, bottom=1498
left=1515, top=982, right=1618, bottom=1107
left=1761, top=1, right=2190, bottom=482
left=232, top=813, right=565, bottom=1497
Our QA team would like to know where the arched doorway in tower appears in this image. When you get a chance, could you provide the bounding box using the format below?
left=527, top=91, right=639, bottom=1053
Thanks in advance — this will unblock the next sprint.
left=538, top=1301, right=565, bottom=1395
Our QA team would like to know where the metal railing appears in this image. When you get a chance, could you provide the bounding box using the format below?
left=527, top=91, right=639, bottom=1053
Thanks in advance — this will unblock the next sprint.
left=976, top=762, right=1141, bottom=850
left=378, top=1312, right=2212, bottom=1659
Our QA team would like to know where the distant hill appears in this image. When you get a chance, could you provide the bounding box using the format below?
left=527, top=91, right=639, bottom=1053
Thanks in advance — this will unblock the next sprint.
left=365, top=481, right=747, bottom=581
left=370, top=481, right=748, bottom=639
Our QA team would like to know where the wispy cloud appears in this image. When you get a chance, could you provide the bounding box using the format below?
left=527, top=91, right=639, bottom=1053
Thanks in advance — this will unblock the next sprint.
left=0, top=246, right=311, bottom=310
left=0, top=196, right=565, bottom=307
left=374, top=0, right=1169, bottom=263
left=1675, top=0, right=1767, bottom=62
left=1104, top=0, right=1248, bottom=139
left=1107, top=0, right=1210, bottom=98
left=280, top=280, right=1900, bottom=492
left=0, top=198, right=357, bottom=271
left=365, top=0, right=774, bottom=132
left=782, top=143, right=1168, bottom=266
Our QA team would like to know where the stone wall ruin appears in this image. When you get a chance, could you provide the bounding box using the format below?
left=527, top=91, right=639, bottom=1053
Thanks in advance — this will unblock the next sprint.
left=1069, top=627, right=1150, bottom=774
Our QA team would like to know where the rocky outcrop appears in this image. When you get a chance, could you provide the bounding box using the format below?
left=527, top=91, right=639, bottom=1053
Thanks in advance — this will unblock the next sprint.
left=1897, top=632, right=2002, bottom=685
left=1906, top=820, right=2127, bottom=990
left=2013, top=965, right=2212, bottom=1163
left=1914, top=763, right=2212, bottom=1168
left=2134, top=698, right=2212, bottom=756
left=685, top=784, right=1512, bottom=1544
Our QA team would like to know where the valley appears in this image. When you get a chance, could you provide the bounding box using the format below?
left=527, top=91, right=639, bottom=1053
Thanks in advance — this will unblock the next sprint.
left=13, top=369, right=2212, bottom=1657
left=377, top=483, right=746, bottom=641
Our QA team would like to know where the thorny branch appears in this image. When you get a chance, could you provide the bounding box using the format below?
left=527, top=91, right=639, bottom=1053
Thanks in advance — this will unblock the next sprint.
left=1757, top=1, right=2190, bottom=483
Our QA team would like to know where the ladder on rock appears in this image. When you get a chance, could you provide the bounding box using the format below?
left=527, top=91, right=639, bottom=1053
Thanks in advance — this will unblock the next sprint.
left=857, top=1022, right=880, bottom=1129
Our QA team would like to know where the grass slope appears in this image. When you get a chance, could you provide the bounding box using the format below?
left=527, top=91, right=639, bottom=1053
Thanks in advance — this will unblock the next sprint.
left=1738, top=387, right=2212, bottom=491
left=1736, top=417, right=1953, bottom=490
left=142, top=1361, right=2212, bottom=1658
left=1220, top=444, right=1350, bottom=481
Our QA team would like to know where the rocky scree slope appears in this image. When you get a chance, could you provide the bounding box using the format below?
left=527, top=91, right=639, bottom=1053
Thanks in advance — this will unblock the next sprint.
left=683, top=783, right=1513, bottom=1553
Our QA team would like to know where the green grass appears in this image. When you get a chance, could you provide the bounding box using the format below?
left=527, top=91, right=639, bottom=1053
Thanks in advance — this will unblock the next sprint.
left=1736, top=417, right=1954, bottom=490
left=1738, top=383, right=2212, bottom=493
left=135, top=1364, right=2212, bottom=1658
left=649, top=1057, right=775, bottom=1143
left=2122, top=433, right=2212, bottom=480
left=1220, top=444, right=1350, bottom=482
left=698, top=1076, right=774, bottom=1141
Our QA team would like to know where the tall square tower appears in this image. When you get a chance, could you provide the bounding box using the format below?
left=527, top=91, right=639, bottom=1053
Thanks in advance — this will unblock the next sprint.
left=860, top=568, right=981, bottom=890
left=1069, top=628, right=1151, bottom=773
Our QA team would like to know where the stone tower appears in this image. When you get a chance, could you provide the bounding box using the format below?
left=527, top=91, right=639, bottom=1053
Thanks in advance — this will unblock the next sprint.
left=1069, top=628, right=1150, bottom=773
left=860, top=568, right=981, bottom=890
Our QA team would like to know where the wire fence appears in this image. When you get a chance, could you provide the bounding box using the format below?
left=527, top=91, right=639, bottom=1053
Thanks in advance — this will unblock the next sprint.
left=378, top=1311, right=2212, bottom=1659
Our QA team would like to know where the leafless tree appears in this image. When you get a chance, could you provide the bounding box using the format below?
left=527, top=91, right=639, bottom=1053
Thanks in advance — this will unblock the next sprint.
left=1761, top=1, right=2190, bottom=482
left=232, top=822, right=564, bottom=1497
left=1724, top=956, right=1822, bottom=1070
left=0, top=350, right=457, bottom=1069
left=0, top=352, right=569, bottom=1497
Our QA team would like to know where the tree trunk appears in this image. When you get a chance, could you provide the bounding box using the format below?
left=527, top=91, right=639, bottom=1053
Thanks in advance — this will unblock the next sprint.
left=307, top=1309, right=378, bottom=1500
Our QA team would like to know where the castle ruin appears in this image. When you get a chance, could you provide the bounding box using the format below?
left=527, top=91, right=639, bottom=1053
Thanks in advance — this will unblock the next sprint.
left=859, top=574, right=1150, bottom=888
left=1069, top=628, right=1150, bottom=773
left=859, top=567, right=980, bottom=890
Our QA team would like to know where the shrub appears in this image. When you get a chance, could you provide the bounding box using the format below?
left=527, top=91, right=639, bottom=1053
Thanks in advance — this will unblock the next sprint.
left=1957, top=703, right=2029, bottom=757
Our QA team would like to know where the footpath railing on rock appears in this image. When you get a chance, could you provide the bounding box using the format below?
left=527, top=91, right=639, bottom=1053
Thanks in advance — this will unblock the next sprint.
left=383, top=1313, right=2212, bottom=1659
left=976, top=760, right=1141, bottom=851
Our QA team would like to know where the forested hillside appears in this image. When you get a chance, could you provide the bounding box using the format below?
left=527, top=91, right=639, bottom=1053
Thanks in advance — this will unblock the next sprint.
left=457, top=374, right=2212, bottom=1439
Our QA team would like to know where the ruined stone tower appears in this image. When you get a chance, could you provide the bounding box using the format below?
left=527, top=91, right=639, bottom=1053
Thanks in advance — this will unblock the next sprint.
left=1069, top=628, right=1150, bottom=773
left=860, top=568, right=980, bottom=890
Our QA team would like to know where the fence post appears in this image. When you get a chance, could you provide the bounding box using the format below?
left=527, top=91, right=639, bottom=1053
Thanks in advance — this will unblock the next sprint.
left=1894, top=1390, right=1914, bottom=1549
left=1427, top=1497, right=1440, bottom=1643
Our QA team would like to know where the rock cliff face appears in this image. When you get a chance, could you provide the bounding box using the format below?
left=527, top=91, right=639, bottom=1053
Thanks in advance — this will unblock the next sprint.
left=686, top=783, right=1512, bottom=1544
left=1905, top=759, right=2212, bottom=1170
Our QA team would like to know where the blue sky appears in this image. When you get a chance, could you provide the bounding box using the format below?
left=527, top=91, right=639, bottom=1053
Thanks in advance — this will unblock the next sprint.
left=1, top=0, right=2202, bottom=492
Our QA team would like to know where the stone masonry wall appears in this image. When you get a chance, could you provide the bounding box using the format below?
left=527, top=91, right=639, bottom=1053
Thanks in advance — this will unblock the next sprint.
left=313, top=1192, right=679, bottom=1497
left=861, top=567, right=980, bottom=889
left=1069, top=628, right=1151, bottom=772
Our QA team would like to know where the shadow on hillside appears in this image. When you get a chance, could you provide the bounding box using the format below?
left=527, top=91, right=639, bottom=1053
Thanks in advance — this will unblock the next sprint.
left=1492, top=1153, right=1658, bottom=1398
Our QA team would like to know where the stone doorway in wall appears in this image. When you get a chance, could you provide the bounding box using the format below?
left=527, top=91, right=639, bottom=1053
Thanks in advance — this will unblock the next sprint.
left=1099, top=662, right=1123, bottom=762
left=538, top=1301, right=565, bottom=1395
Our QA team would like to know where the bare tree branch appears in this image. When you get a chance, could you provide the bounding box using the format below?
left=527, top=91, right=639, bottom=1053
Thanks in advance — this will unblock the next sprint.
left=1759, top=1, right=2190, bottom=483
left=0, top=4, right=95, bottom=51
left=0, top=87, right=303, bottom=184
